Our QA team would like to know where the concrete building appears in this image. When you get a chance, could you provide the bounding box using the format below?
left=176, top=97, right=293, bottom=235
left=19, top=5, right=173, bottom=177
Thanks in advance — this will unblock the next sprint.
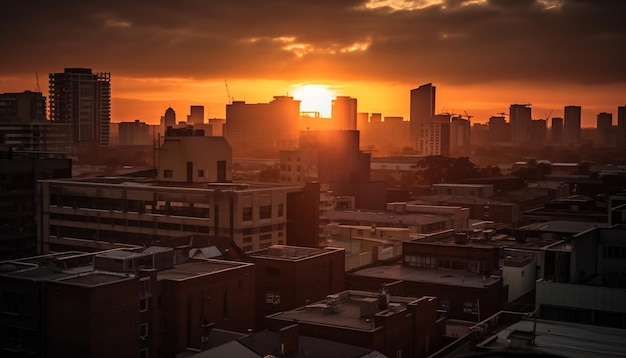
left=0, top=150, right=71, bottom=258
left=410, top=83, right=436, bottom=152
left=596, top=112, right=614, bottom=147
left=563, top=105, right=581, bottom=146
left=38, top=135, right=318, bottom=254
left=0, top=122, right=71, bottom=152
left=0, top=91, right=46, bottom=123
left=331, top=96, right=357, bottom=131
left=118, top=119, right=153, bottom=146
left=510, top=104, right=532, bottom=144
left=265, top=290, right=442, bottom=358
left=224, top=96, right=300, bottom=157
left=529, top=119, right=547, bottom=145
left=418, top=114, right=451, bottom=156
left=488, top=115, right=510, bottom=144
left=48, top=68, right=111, bottom=146
left=431, top=184, right=494, bottom=198
left=243, top=245, right=345, bottom=329
left=0, top=247, right=256, bottom=358
left=450, top=116, right=470, bottom=153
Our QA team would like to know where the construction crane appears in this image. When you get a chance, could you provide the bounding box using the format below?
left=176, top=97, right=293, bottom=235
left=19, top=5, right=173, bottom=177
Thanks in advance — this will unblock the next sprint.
left=544, top=110, right=553, bottom=121
left=35, top=72, right=41, bottom=92
left=224, top=80, right=233, bottom=104
left=497, top=112, right=509, bottom=117
left=464, top=110, right=473, bottom=121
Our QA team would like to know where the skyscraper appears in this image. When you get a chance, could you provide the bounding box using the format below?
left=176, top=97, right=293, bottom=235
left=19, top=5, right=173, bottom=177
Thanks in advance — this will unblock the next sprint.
left=331, top=96, right=357, bottom=130
left=48, top=68, right=111, bottom=146
left=618, top=105, right=626, bottom=132
left=162, top=107, right=176, bottom=133
left=410, top=83, right=436, bottom=153
left=596, top=112, right=613, bottom=148
left=509, top=104, right=532, bottom=144
left=563, top=105, right=581, bottom=146
left=187, top=105, right=204, bottom=125
left=551, top=117, right=563, bottom=144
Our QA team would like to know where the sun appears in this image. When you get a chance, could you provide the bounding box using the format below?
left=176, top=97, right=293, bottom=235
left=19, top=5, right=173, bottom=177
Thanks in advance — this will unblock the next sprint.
left=291, top=84, right=335, bottom=118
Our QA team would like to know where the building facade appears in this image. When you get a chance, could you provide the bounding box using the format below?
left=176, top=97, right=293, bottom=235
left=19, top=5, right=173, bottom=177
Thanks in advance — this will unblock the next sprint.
left=563, top=105, right=581, bottom=146
left=410, top=83, right=436, bottom=153
left=0, top=91, right=46, bottom=123
left=331, top=96, right=357, bottom=130
left=48, top=68, right=111, bottom=146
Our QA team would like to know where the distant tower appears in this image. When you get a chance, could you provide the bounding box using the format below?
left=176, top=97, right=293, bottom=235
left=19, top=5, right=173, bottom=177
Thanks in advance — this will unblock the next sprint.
left=488, top=115, right=510, bottom=144
left=410, top=83, right=436, bottom=152
left=162, top=107, right=176, bottom=134
left=618, top=105, right=626, bottom=132
left=48, top=68, right=111, bottom=146
left=187, top=105, right=204, bottom=125
left=551, top=117, right=563, bottom=144
left=563, top=105, right=581, bottom=146
left=596, top=112, right=613, bottom=147
left=331, top=96, right=357, bottom=130
left=509, top=104, right=532, bottom=144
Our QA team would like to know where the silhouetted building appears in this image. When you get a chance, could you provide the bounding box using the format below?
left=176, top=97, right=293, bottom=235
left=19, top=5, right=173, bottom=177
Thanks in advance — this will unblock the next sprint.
left=187, top=105, right=204, bottom=125
left=410, top=83, right=436, bottom=152
left=421, top=113, right=451, bottom=156
left=224, top=96, right=300, bottom=157
left=510, top=104, right=532, bottom=143
left=0, top=122, right=71, bottom=152
left=617, top=105, right=626, bottom=148
left=551, top=117, right=563, bottom=144
left=0, top=91, right=46, bottom=123
left=488, top=116, right=511, bottom=144
left=48, top=68, right=111, bottom=146
left=0, top=149, right=71, bottom=258
left=161, top=107, right=176, bottom=135
left=331, top=96, right=357, bottom=130
left=530, top=119, right=547, bottom=144
left=563, top=105, right=581, bottom=146
left=450, top=116, right=470, bottom=153
left=596, top=112, right=614, bottom=147
left=118, top=119, right=153, bottom=146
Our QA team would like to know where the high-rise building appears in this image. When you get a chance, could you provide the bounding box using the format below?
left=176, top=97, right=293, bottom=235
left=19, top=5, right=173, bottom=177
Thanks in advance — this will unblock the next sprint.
left=421, top=114, right=451, bottom=156
left=510, top=104, right=532, bottom=143
left=224, top=96, right=300, bottom=157
left=161, top=106, right=176, bottom=134
left=0, top=91, right=46, bottom=123
left=530, top=119, right=547, bottom=145
left=596, top=112, right=614, bottom=148
left=450, top=116, right=470, bottom=152
left=331, top=96, right=357, bottom=130
left=551, top=117, right=563, bottom=144
left=118, top=119, right=153, bottom=146
left=410, top=83, right=436, bottom=152
left=187, top=105, right=204, bottom=125
left=488, top=115, right=511, bottom=144
left=563, top=105, right=581, bottom=146
left=48, top=68, right=111, bottom=146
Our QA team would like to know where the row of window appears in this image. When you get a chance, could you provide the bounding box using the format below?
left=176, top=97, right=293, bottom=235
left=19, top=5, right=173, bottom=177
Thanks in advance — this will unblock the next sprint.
left=602, top=245, right=626, bottom=260
left=242, top=204, right=284, bottom=221
left=404, top=255, right=482, bottom=273
left=50, top=213, right=212, bottom=233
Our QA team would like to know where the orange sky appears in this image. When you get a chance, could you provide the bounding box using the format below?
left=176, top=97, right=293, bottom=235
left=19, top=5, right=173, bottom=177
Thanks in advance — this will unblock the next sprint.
left=1, top=0, right=625, bottom=127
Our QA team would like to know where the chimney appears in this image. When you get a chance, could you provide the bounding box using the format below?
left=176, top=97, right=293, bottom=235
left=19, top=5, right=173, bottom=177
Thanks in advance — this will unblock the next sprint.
left=279, top=324, right=299, bottom=356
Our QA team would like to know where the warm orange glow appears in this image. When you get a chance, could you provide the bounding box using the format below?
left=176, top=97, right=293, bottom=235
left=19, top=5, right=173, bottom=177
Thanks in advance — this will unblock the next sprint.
left=291, top=84, right=335, bottom=118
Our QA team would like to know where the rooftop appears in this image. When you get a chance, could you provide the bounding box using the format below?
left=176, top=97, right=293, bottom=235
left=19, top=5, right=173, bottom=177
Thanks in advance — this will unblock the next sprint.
left=518, top=220, right=610, bottom=235
left=247, top=245, right=343, bottom=262
left=157, top=259, right=252, bottom=281
left=351, top=265, right=500, bottom=289
left=327, top=209, right=450, bottom=226
left=268, top=290, right=424, bottom=331
left=56, top=270, right=132, bottom=286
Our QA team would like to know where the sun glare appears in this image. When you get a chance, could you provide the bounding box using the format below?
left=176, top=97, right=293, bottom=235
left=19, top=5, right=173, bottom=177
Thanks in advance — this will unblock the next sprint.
left=291, top=84, right=335, bottom=118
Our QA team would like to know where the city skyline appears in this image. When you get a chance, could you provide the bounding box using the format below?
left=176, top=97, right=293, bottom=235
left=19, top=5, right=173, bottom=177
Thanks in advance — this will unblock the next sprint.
left=1, top=0, right=625, bottom=126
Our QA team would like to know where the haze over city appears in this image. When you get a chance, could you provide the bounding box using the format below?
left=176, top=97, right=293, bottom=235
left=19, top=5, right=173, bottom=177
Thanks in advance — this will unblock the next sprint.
left=1, top=0, right=625, bottom=126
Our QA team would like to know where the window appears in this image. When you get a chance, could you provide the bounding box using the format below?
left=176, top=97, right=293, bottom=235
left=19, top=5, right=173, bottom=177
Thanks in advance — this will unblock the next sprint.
left=140, top=298, right=148, bottom=312
left=259, top=205, right=272, bottom=220
left=242, top=207, right=252, bottom=221
left=198, top=169, right=205, bottom=177
left=163, top=169, right=173, bottom=178
left=139, top=323, right=148, bottom=338
left=278, top=204, right=284, bottom=217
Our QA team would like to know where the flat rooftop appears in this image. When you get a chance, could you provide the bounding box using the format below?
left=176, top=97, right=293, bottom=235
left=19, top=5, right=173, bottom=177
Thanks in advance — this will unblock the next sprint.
left=247, top=245, right=342, bottom=261
left=484, top=318, right=626, bottom=358
left=327, top=209, right=450, bottom=226
left=519, top=220, right=610, bottom=235
left=352, top=264, right=500, bottom=289
left=57, top=271, right=132, bottom=286
left=416, top=231, right=563, bottom=250
left=157, top=259, right=252, bottom=281
left=268, top=291, right=421, bottom=331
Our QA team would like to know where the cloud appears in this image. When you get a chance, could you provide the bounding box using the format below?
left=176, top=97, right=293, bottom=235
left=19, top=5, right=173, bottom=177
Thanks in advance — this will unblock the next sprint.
left=0, top=0, right=624, bottom=86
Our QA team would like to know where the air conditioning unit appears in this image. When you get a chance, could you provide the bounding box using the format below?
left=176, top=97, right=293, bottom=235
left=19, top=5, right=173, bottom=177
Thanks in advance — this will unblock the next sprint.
left=387, top=302, right=402, bottom=313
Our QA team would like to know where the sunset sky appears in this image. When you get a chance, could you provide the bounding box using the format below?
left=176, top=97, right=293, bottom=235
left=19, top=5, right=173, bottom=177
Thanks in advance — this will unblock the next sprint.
left=1, top=0, right=625, bottom=127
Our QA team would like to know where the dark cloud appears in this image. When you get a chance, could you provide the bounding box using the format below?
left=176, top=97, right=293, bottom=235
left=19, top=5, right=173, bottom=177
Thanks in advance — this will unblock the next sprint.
left=1, top=0, right=625, bottom=85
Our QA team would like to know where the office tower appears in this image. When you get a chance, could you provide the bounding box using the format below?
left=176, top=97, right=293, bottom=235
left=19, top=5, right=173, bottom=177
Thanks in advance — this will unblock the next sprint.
left=509, top=104, right=532, bottom=143
left=563, top=105, right=581, bottom=146
left=450, top=116, right=470, bottom=152
left=410, top=83, right=436, bottom=152
left=224, top=96, right=300, bottom=156
left=618, top=106, right=626, bottom=132
left=551, top=117, right=563, bottom=144
left=331, top=96, right=357, bottom=130
left=488, top=115, right=511, bottom=144
left=118, top=119, right=152, bottom=146
left=0, top=91, right=46, bottom=123
left=187, top=105, right=204, bottom=125
left=357, top=112, right=369, bottom=130
left=596, top=112, right=613, bottom=148
left=162, top=107, right=176, bottom=132
left=48, top=68, right=111, bottom=146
